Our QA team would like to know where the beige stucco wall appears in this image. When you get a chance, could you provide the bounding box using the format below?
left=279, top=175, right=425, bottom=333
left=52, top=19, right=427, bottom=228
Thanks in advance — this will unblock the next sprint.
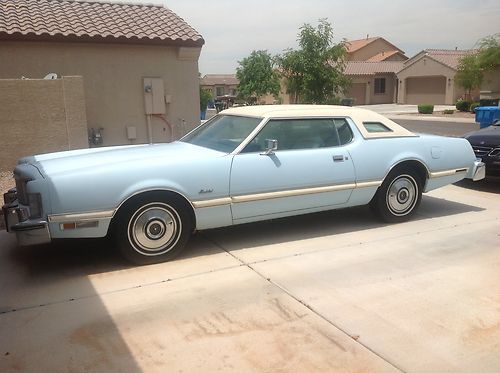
left=397, top=57, right=459, bottom=105
left=349, top=39, right=400, bottom=61
left=481, top=69, right=500, bottom=100
left=345, top=74, right=397, bottom=105
left=0, top=76, right=88, bottom=171
left=0, top=41, right=201, bottom=146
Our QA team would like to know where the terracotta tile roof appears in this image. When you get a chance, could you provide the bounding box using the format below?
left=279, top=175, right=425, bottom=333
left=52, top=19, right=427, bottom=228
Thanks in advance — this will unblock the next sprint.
left=0, top=0, right=204, bottom=46
left=200, top=74, right=239, bottom=86
left=423, top=49, right=475, bottom=70
left=346, top=36, right=380, bottom=53
left=345, top=61, right=404, bottom=76
left=366, top=50, right=403, bottom=62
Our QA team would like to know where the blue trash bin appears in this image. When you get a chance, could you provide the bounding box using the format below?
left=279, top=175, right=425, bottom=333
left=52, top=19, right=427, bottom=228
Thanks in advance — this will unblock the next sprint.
left=475, top=106, right=500, bottom=128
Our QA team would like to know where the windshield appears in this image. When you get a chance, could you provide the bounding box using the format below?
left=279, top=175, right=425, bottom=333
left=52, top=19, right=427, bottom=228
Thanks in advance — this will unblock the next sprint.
left=181, top=115, right=263, bottom=152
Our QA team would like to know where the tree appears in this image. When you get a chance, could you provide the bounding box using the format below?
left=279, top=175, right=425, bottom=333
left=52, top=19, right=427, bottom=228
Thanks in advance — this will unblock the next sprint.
left=455, top=53, right=483, bottom=101
left=277, top=19, right=350, bottom=104
left=236, top=50, right=280, bottom=103
left=456, top=34, right=499, bottom=100
left=477, top=33, right=500, bottom=70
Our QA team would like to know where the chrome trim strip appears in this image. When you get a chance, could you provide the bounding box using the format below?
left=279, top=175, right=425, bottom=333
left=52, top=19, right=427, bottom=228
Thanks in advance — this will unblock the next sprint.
left=429, top=168, right=468, bottom=178
left=191, top=197, right=232, bottom=208
left=192, top=180, right=382, bottom=208
left=356, top=180, right=383, bottom=188
left=231, top=183, right=357, bottom=203
left=48, top=210, right=115, bottom=223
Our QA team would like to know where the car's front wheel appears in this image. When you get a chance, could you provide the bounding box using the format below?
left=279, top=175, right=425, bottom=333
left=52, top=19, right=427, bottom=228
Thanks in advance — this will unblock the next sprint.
left=371, top=168, right=423, bottom=223
left=113, top=192, right=193, bottom=265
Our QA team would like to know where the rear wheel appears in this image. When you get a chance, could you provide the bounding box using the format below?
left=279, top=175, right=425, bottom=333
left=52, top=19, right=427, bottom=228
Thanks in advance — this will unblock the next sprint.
left=371, top=168, right=423, bottom=223
left=113, top=193, right=193, bottom=265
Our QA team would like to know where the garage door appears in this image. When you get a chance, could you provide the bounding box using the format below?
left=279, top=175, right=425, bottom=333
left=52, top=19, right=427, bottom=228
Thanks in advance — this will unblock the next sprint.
left=406, top=76, right=446, bottom=105
left=347, top=83, right=366, bottom=105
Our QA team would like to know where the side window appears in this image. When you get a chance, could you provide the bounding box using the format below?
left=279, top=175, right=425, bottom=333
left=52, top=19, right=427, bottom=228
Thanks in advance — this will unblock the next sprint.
left=242, top=118, right=348, bottom=153
left=333, top=118, right=354, bottom=145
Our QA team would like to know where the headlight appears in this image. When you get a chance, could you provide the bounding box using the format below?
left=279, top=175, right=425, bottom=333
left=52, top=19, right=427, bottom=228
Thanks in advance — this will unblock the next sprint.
left=28, top=193, right=42, bottom=219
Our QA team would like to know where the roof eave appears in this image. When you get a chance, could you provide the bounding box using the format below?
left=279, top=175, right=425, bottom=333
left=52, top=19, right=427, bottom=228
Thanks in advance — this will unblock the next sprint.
left=0, top=32, right=205, bottom=47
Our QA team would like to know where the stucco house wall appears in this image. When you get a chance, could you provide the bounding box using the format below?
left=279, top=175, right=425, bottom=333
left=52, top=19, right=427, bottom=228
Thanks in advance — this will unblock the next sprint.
left=0, top=41, right=201, bottom=145
left=397, top=56, right=459, bottom=105
left=480, top=69, right=500, bottom=101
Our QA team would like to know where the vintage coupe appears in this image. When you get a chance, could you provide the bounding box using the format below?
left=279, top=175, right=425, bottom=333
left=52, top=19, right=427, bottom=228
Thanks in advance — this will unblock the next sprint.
left=3, top=105, right=485, bottom=264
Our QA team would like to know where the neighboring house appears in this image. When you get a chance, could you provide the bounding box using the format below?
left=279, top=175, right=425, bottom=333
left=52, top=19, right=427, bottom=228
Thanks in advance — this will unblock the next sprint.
left=344, top=61, right=404, bottom=105
left=344, top=37, right=407, bottom=105
left=346, top=36, right=408, bottom=62
left=0, top=0, right=204, bottom=146
left=397, top=49, right=475, bottom=105
left=200, top=74, right=239, bottom=99
left=480, top=70, right=500, bottom=103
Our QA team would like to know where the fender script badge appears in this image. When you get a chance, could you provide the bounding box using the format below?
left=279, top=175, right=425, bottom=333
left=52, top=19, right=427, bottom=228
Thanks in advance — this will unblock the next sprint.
left=199, top=189, right=213, bottom=194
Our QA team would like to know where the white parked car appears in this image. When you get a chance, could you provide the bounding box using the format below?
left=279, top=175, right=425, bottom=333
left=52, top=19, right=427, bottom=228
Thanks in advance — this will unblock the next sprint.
left=2, top=105, right=485, bottom=264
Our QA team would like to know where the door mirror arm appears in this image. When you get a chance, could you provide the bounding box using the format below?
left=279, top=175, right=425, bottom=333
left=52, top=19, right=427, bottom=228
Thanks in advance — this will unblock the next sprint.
left=260, top=139, right=278, bottom=156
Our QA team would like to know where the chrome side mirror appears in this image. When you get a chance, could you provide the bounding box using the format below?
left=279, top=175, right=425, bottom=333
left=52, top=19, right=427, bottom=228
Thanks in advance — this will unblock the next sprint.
left=261, top=139, right=278, bottom=155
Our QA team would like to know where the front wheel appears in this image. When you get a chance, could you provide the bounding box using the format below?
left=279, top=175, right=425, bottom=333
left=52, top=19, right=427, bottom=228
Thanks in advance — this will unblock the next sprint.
left=371, top=169, right=423, bottom=223
left=113, top=193, right=193, bottom=265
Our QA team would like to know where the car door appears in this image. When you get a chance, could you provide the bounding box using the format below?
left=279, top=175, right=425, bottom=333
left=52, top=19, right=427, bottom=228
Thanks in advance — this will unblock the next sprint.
left=229, top=117, right=356, bottom=221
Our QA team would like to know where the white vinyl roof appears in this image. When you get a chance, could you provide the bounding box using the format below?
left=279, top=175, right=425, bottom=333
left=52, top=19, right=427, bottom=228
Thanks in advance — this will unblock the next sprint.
left=221, top=105, right=417, bottom=139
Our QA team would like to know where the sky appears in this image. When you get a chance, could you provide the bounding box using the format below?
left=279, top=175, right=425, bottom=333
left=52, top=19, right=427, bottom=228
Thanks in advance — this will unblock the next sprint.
left=114, top=0, right=500, bottom=75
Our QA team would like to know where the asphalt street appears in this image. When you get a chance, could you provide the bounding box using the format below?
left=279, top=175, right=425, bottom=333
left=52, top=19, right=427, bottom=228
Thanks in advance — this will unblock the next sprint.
left=393, top=119, right=477, bottom=137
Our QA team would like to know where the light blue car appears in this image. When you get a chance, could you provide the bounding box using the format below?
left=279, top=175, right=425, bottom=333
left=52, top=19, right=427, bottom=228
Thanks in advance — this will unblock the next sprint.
left=2, top=105, right=485, bottom=264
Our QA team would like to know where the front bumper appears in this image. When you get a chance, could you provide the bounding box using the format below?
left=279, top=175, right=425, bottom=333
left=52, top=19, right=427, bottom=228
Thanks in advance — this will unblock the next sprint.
left=468, top=159, right=486, bottom=181
left=2, top=194, right=51, bottom=246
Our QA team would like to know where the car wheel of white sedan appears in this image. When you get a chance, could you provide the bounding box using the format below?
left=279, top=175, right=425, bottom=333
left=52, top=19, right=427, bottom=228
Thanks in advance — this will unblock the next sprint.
left=371, top=168, right=423, bottom=223
left=114, top=192, right=193, bottom=265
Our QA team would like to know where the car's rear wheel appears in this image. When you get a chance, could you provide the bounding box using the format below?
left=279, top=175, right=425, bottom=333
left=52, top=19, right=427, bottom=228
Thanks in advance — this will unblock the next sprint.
left=371, top=168, right=423, bottom=223
left=113, top=192, right=193, bottom=265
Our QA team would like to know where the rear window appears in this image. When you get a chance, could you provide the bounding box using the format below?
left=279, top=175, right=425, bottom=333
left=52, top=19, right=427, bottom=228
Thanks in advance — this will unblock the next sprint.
left=363, top=122, right=393, bottom=133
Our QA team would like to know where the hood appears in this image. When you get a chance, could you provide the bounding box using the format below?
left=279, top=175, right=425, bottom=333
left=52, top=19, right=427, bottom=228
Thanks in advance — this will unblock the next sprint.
left=23, top=142, right=225, bottom=178
left=464, top=125, right=500, bottom=146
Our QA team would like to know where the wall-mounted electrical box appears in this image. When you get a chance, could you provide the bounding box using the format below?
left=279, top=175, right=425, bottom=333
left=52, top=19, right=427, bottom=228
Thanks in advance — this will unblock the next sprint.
left=126, top=126, right=137, bottom=140
left=143, top=77, right=166, bottom=114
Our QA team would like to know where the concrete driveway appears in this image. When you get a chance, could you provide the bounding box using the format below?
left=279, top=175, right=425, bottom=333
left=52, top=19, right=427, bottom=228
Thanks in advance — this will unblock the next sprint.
left=1, top=181, right=499, bottom=372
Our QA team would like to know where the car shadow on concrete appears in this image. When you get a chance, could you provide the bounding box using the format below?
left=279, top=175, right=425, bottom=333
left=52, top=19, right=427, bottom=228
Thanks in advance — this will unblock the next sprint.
left=454, top=178, right=500, bottom=194
left=5, top=194, right=483, bottom=275
left=199, top=195, right=484, bottom=254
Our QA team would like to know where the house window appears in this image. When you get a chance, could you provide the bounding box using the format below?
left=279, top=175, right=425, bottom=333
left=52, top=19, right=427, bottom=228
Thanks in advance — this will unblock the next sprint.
left=374, top=78, right=386, bottom=94
left=216, top=86, right=224, bottom=96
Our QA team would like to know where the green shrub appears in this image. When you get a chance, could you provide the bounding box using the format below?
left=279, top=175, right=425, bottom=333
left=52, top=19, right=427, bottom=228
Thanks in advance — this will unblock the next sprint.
left=456, top=100, right=471, bottom=112
left=470, top=102, right=480, bottom=112
left=443, top=109, right=454, bottom=114
left=418, top=104, right=434, bottom=114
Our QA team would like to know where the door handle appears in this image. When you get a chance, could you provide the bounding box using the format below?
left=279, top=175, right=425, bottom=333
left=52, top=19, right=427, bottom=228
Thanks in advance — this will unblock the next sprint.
left=332, top=155, right=344, bottom=162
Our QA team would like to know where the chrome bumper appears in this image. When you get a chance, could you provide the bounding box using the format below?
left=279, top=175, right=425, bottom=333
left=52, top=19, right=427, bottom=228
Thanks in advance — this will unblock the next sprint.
left=469, top=159, right=486, bottom=181
left=2, top=190, right=51, bottom=246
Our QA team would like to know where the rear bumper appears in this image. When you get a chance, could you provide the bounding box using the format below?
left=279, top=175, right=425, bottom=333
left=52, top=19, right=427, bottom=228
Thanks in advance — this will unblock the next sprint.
left=467, top=159, right=486, bottom=181
left=2, top=199, right=51, bottom=246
